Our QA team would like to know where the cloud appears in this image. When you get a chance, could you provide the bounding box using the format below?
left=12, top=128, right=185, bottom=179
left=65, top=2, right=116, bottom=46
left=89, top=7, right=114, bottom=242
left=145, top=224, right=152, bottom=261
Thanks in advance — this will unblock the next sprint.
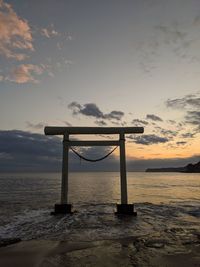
left=26, top=121, right=46, bottom=130
left=132, top=119, right=149, bottom=126
left=155, top=23, right=198, bottom=62
left=156, top=24, right=186, bottom=44
left=185, top=111, right=200, bottom=125
left=146, top=114, right=163, bottom=122
left=0, top=130, right=60, bottom=156
left=128, top=134, right=169, bottom=145
left=194, top=125, right=200, bottom=133
left=0, top=130, right=62, bottom=171
left=27, top=121, right=72, bottom=131
left=166, top=93, right=200, bottom=128
left=41, top=25, right=72, bottom=41
left=0, top=0, right=33, bottom=60
left=176, top=141, right=187, bottom=146
left=41, top=25, right=59, bottom=38
left=136, top=21, right=192, bottom=75
left=0, top=130, right=117, bottom=172
left=78, top=103, right=103, bottom=118
left=159, top=128, right=177, bottom=137
left=68, top=101, right=82, bottom=114
left=95, top=120, right=107, bottom=126
left=0, top=130, right=199, bottom=172
left=6, top=64, right=44, bottom=83
left=166, top=94, right=200, bottom=110
left=68, top=102, right=124, bottom=121
left=104, top=110, right=124, bottom=120
left=167, top=119, right=176, bottom=124
left=181, top=132, right=195, bottom=138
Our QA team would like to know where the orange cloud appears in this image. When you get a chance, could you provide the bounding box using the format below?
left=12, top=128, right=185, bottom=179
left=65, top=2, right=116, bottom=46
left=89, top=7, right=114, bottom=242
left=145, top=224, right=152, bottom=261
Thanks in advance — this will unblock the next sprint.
left=41, top=26, right=59, bottom=38
left=0, top=0, right=33, bottom=60
left=6, top=64, right=44, bottom=83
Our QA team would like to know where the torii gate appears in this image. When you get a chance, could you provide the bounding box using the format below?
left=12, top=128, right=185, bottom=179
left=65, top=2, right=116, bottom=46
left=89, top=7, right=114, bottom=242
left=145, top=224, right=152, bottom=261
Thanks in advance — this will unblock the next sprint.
left=44, top=126, right=144, bottom=215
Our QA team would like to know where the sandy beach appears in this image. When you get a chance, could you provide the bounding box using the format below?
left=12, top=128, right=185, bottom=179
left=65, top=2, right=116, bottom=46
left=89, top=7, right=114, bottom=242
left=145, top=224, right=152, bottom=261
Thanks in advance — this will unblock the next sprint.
left=0, top=238, right=199, bottom=267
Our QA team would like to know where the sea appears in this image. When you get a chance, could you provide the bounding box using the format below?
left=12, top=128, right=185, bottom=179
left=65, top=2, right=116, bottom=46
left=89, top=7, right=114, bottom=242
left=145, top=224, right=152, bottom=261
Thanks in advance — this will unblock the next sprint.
left=0, top=172, right=199, bottom=248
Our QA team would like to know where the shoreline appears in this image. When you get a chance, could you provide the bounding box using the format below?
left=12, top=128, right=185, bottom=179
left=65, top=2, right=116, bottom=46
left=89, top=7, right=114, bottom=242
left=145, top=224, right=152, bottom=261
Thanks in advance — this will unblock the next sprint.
left=0, top=238, right=199, bottom=267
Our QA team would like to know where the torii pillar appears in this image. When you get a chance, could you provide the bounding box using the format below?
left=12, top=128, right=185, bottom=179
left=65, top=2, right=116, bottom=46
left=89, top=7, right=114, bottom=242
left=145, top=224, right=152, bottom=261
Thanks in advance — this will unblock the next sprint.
left=44, top=126, right=144, bottom=215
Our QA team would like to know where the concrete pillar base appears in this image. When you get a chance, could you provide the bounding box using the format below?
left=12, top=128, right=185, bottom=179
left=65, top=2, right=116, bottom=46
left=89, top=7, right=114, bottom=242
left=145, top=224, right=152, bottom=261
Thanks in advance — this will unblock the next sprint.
left=115, top=204, right=137, bottom=216
left=51, top=204, right=73, bottom=215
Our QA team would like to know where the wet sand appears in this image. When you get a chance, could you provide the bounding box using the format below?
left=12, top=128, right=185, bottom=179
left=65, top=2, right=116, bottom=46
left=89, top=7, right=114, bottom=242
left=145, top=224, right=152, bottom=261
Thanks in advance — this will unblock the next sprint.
left=0, top=238, right=199, bottom=267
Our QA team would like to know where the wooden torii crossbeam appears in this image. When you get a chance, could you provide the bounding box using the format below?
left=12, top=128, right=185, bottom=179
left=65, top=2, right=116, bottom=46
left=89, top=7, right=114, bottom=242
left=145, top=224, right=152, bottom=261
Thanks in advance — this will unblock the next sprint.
left=44, top=126, right=144, bottom=215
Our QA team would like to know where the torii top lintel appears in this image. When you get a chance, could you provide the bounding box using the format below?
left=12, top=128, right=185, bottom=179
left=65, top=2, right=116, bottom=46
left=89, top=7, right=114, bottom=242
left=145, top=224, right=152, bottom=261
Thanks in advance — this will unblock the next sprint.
left=44, top=126, right=144, bottom=136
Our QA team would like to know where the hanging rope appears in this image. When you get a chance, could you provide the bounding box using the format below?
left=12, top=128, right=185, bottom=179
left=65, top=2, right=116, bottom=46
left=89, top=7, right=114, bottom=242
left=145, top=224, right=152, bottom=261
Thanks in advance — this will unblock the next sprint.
left=70, top=146, right=118, bottom=162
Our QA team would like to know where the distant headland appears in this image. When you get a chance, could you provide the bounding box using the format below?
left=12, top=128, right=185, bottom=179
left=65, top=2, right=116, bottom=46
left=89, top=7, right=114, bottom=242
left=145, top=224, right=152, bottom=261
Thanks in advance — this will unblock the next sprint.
left=146, top=161, right=200, bottom=173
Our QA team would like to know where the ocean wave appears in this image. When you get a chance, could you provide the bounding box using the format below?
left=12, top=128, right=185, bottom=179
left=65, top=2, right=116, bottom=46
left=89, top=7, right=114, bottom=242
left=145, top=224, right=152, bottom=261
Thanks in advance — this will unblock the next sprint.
left=0, top=202, right=199, bottom=244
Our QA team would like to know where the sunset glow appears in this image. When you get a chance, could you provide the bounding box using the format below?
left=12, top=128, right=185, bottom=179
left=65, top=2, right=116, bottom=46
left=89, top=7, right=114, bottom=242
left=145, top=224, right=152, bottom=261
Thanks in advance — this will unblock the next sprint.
left=0, top=0, right=199, bottom=171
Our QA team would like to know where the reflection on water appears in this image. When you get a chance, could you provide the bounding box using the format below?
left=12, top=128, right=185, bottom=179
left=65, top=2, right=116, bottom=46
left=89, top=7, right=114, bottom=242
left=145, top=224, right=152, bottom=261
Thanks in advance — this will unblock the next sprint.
left=0, top=172, right=199, bottom=213
left=69, top=172, right=120, bottom=204
left=68, top=172, right=200, bottom=204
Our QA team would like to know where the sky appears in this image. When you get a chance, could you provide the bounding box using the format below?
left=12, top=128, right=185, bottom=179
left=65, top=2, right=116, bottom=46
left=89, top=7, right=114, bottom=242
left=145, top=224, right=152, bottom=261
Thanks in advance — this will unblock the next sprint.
left=0, top=0, right=200, bottom=171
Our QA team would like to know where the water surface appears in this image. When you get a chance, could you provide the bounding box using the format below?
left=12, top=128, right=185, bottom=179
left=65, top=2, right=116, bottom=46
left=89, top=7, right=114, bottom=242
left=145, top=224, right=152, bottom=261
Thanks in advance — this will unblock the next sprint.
left=0, top=172, right=199, bottom=247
